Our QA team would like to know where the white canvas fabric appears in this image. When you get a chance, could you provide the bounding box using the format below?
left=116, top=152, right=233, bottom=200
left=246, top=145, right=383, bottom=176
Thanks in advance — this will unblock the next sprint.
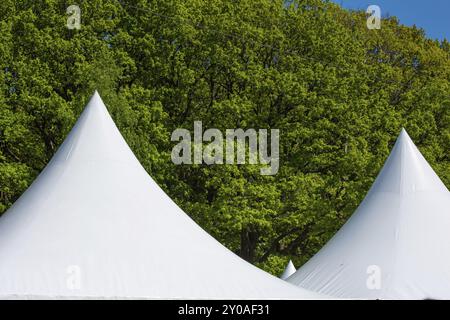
left=280, top=260, right=296, bottom=280
left=288, top=129, right=450, bottom=299
left=0, top=91, right=321, bottom=299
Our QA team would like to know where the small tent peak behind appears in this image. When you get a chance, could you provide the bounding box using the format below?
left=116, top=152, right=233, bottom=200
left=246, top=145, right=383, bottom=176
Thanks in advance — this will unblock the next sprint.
left=280, top=260, right=296, bottom=280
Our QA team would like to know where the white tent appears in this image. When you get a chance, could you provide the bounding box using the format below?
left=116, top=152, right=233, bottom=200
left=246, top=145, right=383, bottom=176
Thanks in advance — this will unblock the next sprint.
left=280, top=260, right=296, bottom=280
left=0, top=91, right=320, bottom=299
left=287, top=129, right=450, bottom=299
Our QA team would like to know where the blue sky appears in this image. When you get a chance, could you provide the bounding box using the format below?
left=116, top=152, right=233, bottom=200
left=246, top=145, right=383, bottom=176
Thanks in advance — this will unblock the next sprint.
left=331, top=0, right=449, bottom=41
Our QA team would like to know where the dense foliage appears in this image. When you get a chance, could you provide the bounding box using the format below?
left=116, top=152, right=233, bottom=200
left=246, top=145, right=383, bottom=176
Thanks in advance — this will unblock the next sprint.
left=0, top=0, right=449, bottom=275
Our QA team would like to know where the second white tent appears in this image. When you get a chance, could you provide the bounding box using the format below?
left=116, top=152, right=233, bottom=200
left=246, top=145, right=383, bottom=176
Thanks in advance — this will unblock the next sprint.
left=288, top=129, right=450, bottom=299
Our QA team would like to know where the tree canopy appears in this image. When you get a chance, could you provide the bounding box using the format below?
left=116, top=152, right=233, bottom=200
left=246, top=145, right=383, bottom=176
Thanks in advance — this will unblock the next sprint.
left=0, top=0, right=449, bottom=275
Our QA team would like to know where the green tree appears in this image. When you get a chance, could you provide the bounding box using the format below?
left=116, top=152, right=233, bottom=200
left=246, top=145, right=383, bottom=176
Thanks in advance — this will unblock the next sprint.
left=0, top=0, right=448, bottom=275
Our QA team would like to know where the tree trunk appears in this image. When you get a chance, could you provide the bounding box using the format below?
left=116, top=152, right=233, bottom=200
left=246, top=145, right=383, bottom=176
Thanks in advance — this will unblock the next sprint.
left=240, top=227, right=258, bottom=263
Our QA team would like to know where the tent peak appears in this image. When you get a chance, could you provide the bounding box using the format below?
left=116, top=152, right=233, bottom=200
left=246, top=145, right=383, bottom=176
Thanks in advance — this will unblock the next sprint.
left=47, top=88, right=130, bottom=167
left=398, top=127, right=412, bottom=143
left=88, top=90, right=103, bottom=105
left=280, top=260, right=296, bottom=280
left=80, top=90, right=110, bottom=120
left=369, top=127, right=448, bottom=195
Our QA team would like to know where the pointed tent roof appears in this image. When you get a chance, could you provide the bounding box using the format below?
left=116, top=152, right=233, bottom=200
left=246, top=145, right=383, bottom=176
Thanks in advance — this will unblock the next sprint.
left=280, top=260, right=296, bottom=280
left=0, top=92, right=320, bottom=299
left=287, top=129, right=450, bottom=299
